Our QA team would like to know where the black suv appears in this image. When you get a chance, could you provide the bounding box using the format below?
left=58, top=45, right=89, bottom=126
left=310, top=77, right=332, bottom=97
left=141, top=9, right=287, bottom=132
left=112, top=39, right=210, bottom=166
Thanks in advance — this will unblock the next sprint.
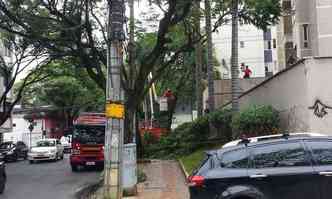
left=0, top=141, right=29, bottom=162
left=0, top=154, right=6, bottom=194
left=189, top=135, right=332, bottom=199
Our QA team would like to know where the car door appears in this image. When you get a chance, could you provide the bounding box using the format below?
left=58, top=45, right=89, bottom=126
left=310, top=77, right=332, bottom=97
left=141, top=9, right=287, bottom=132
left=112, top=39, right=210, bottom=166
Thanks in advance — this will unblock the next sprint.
left=247, top=141, right=318, bottom=199
left=304, top=139, right=332, bottom=199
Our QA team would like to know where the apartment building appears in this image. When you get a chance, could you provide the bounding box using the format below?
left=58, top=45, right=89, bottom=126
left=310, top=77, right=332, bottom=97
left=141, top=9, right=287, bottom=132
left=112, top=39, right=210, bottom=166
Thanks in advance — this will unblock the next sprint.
left=277, top=0, right=332, bottom=71
left=213, top=24, right=279, bottom=79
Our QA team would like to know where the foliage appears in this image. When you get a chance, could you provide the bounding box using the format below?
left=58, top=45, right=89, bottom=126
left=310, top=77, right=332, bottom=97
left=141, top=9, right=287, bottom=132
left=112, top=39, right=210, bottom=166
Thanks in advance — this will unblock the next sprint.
left=232, top=105, right=280, bottom=138
left=17, top=60, right=105, bottom=126
left=209, top=108, right=233, bottom=141
left=143, top=105, right=280, bottom=159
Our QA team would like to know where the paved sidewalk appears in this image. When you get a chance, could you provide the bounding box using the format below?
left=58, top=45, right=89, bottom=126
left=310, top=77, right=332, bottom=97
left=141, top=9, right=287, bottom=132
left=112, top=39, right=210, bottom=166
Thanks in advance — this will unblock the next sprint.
left=133, top=160, right=189, bottom=199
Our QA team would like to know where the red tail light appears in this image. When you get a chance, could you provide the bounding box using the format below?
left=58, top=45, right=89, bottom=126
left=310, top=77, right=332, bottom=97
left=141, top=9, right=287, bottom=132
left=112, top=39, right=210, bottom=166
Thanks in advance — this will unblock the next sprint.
left=72, top=142, right=81, bottom=155
left=188, top=175, right=205, bottom=187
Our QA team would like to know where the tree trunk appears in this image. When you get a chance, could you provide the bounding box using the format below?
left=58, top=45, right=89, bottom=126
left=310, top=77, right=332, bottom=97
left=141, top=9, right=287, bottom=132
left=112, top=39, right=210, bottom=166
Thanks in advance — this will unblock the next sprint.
left=194, top=1, right=203, bottom=117
left=205, top=0, right=215, bottom=112
left=231, top=0, right=240, bottom=113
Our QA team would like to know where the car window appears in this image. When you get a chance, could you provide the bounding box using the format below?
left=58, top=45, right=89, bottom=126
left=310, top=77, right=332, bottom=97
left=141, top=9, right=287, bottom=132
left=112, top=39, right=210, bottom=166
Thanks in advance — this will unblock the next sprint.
left=220, top=149, right=249, bottom=169
left=306, top=140, right=332, bottom=166
left=252, top=142, right=310, bottom=169
left=36, top=140, right=55, bottom=147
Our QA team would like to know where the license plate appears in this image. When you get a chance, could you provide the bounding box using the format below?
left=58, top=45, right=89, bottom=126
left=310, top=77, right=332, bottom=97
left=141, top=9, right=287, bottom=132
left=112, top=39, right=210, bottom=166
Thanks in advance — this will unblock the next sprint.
left=86, top=161, right=95, bottom=166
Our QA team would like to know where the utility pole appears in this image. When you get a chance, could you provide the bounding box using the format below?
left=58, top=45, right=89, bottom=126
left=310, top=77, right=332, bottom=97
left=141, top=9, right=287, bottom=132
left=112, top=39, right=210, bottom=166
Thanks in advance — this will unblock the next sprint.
left=104, top=0, right=125, bottom=198
left=205, top=0, right=215, bottom=112
left=231, top=0, right=240, bottom=113
left=194, top=1, right=203, bottom=117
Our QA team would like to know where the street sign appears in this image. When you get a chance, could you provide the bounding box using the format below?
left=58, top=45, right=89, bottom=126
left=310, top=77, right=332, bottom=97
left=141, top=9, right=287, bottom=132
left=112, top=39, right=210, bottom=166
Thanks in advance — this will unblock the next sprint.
left=106, top=103, right=125, bottom=119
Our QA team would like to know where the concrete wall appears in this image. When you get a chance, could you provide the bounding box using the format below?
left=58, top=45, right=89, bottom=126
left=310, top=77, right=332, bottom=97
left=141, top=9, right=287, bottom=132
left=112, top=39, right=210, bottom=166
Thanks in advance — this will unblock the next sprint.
left=203, top=78, right=266, bottom=110
left=306, top=57, right=332, bottom=134
left=237, top=57, right=332, bottom=135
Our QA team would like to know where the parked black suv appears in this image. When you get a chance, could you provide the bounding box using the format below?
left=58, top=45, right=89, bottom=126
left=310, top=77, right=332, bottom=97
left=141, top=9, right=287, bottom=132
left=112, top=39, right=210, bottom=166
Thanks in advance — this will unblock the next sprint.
left=0, top=141, right=29, bottom=162
left=189, top=134, right=332, bottom=199
left=0, top=154, right=6, bottom=194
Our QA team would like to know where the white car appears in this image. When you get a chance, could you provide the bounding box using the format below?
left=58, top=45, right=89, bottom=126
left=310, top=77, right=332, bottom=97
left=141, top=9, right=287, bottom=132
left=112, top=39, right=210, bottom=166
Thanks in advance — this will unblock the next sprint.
left=222, top=132, right=325, bottom=148
left=28, top=139, right=64, bottom=163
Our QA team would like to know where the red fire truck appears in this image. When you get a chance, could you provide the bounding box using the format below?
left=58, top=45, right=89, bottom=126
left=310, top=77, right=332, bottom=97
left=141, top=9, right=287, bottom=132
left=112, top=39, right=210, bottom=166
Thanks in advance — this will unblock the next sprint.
left=70, top=113, right=105, bottom=172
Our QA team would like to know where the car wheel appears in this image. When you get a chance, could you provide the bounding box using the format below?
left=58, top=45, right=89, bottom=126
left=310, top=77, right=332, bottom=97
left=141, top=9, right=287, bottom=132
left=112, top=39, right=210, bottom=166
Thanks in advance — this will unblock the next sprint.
left=0, top=174, right=5, bottom=194
left=29, top=160, right=34, bottom=164
left=12, top=153, right=18, bottom=162
left=61, top=154, right=64, bottom=160
left=71, top=165, right=79, bottom=172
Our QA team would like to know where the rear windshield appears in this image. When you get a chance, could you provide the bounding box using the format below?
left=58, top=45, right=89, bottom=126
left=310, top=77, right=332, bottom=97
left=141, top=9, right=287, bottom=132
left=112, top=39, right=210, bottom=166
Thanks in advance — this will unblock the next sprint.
left=36, top=140, right=55, bottom=147
left=73, top=125, right=105, bottom=144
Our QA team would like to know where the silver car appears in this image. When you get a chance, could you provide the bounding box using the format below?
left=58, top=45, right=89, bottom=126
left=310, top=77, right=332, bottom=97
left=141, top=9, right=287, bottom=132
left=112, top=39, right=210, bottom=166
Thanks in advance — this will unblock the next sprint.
left=28, top=139, right=64, bottom=163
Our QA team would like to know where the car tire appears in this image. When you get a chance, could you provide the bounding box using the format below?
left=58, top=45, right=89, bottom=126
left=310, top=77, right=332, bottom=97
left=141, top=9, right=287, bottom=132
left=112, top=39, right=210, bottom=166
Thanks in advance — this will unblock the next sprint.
left=29, top=160, right=34, bottom=164
left=71, top=165, right=79, bottom=172
left=0, top=174, right=5, bottom=194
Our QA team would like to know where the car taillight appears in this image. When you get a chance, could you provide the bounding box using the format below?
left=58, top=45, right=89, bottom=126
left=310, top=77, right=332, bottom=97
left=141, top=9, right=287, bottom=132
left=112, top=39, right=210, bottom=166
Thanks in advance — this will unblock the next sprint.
left=188, top=175, right=205, bottom=187
left=72, top=143, right=81, bottom=155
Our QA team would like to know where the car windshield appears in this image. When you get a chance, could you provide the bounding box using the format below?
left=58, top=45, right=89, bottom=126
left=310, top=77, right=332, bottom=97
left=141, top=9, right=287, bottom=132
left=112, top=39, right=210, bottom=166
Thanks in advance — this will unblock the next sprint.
left=0, top=143, right=11, bottom=149
left=73, top=125, right=105, bottom=144
left=36, top=140, right=55, bottom=147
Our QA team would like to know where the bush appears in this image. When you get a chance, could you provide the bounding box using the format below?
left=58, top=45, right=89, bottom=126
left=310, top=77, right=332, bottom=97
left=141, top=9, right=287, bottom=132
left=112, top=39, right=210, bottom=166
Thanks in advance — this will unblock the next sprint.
left=209, top=108, right=233, bottom=141
left=232, top=105, right=280, bottom=138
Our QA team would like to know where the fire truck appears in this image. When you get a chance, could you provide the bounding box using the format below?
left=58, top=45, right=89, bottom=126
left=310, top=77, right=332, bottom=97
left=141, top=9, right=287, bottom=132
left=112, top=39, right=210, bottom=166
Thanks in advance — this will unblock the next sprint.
left=70, top=113, right=105, bottom=172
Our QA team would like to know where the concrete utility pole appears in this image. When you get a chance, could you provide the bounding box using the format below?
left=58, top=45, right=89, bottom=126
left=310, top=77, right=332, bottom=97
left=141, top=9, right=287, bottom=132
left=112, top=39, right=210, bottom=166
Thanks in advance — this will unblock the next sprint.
left=104, top=0, right=125, bottom=198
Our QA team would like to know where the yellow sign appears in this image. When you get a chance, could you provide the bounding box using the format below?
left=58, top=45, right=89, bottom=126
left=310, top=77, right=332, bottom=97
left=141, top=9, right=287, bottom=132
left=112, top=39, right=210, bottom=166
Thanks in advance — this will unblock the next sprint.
left=106, top=103, right=125, bottom=119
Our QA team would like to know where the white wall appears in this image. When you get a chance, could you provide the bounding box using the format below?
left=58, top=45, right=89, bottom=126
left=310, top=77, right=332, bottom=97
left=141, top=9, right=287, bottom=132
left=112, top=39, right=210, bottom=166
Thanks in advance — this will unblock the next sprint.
left=213, top=24, right=266, bottom=79
left=238, top=57, right=332, bottom=135
left=3, top=114, right=43, bottom=147
left=306, top=57, right=332, bottom=134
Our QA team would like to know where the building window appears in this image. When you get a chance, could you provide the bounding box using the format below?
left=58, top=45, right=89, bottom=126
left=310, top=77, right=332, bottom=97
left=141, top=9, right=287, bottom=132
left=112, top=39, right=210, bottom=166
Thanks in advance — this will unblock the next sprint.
left=303, top=24, right=309, bottom=48
left=240, top=41, right=245, bottom=48
left=273, top=39, right=277, bottom=49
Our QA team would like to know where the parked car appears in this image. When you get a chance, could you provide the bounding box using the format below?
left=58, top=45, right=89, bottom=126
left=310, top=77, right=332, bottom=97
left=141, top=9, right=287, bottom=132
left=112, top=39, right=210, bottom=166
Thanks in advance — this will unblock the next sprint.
left=0, top=154, right=6, bottom=194
left=189, top=133, right=332, bottom=199
left=28, top=139, right=64, bottom=163
left=0, top=141, right=29, bottom=162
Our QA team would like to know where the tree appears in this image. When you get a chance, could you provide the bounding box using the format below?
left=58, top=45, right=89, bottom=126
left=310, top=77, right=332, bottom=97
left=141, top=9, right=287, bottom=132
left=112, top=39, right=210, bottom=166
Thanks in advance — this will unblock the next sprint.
left=0, top=0, right=281, bottom=142
left=231, top=0, right=240, bottom=113
left=18, top=61, right=105, bottom=127
left=0, top=34, right=50, bottom=126
left=205, top=0, right=215, bottom=112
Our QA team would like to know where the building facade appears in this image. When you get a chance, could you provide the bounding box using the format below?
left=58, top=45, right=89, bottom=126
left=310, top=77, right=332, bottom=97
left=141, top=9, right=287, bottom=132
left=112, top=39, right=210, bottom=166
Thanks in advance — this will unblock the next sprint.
left=213, top=24, right=279, bottom=79
left=277, top=0, right=332, bottom=71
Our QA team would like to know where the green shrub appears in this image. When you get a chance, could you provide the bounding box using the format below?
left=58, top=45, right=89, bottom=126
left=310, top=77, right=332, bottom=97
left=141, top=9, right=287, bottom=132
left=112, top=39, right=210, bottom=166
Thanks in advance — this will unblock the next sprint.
left=209, top=108, right=233, bottom=141
left=232, top=105, right=280, bottom=138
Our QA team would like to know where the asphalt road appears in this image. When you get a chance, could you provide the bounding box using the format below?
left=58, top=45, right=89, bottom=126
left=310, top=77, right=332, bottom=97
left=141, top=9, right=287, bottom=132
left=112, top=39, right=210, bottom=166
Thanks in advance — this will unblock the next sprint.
left=1, top=154, right=101, bottom=199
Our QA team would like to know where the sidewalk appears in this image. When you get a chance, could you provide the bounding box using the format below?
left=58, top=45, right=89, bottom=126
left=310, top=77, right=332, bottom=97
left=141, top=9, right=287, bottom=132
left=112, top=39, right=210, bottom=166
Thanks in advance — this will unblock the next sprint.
left=130, top=160, right=189, bottom=199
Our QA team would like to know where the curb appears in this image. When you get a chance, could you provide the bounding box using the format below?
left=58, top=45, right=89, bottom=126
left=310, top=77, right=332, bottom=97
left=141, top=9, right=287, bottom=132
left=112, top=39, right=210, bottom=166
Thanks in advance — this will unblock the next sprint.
left=74, top=180, right=103, bottom=199
left=178, top=159, right=189, bottom=181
